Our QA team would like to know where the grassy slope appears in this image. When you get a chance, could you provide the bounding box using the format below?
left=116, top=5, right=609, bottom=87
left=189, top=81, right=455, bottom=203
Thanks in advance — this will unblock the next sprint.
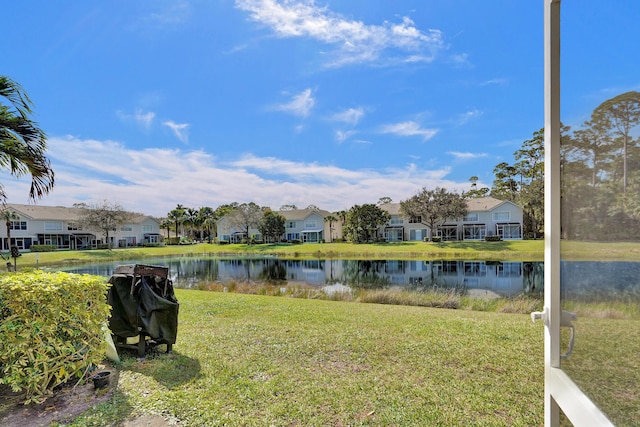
left=17, top=240, right=640, bottom=270
left=68, top=290, right=545, bottom=426
left=18, top=240, right=547, bottom=269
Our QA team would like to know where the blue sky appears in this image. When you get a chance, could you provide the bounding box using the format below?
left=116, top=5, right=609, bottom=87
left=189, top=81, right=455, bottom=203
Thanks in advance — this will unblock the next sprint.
left=2, top=1, right=638, bottom=217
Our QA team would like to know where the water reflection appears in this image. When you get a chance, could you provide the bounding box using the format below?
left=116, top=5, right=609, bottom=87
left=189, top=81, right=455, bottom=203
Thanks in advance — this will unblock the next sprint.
left=53, top=256, right=545, bottom=297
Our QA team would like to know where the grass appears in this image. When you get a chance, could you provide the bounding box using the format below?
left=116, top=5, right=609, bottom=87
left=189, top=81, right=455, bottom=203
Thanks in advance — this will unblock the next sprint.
left=61, top=290, right=546, bottom=426
left=16, top=240, right=545, bottom=269
left=14, top=240, right=640, bottom=425
left=16, top=239, right=640, bottom=270
left=560, top=315, right=640, bottom=426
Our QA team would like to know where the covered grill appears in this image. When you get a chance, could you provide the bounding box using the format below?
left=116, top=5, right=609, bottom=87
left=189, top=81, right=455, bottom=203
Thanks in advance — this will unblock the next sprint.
left=107, top=264, right=179, bottom=357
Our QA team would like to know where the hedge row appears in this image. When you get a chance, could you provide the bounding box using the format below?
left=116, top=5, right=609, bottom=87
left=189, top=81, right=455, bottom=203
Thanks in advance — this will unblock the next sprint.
left=0, top=271, right=110, bottom=403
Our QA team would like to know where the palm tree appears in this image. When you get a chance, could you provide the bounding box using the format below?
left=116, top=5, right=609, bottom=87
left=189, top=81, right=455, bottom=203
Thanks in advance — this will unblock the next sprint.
left=159, top=218, right=172, bottom=240
left=198, top=207, right=216, bottom=243
left=0, top=208, right=18, bottom=251
left=167, top=205, right=186, bottom=240
left=324, top=214, right=338, bottom=243
left=0, top=76, right=55, bottom=202
left=184, top=207, right=200, bottom=239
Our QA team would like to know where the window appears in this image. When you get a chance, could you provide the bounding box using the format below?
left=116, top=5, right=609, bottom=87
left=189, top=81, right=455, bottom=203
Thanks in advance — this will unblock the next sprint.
left=464, top=213, right=479, bottom=222
left=67, top=222, right=81, bottom=231
left=120, top=224, right=133, bottom=231
left=142, top=225, right=153, bottom=232
left=10, top=221, right=27, bottom=230
left=389, top=216, right=403, bottom=225
left=409, top=216, right=422, bottom=223
left=44, top=221, right=62, bottom=231
left=304, top=221, right=316, bottom=228
left=287, top=221, right=296, bottom=229
left=492, top=211, right=510, bottom=221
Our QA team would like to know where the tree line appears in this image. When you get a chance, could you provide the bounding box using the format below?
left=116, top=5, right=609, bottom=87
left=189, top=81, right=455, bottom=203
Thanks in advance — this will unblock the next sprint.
left=485, top=91, right=640, bottom=241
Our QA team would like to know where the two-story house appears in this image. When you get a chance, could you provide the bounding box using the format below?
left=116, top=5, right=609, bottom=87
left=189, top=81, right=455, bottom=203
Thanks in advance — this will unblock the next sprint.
left=1, top=204, right=162, bottom=251
left=279, top=208, right=330, bottom=243
left=378, top=197, right=523, bottom=241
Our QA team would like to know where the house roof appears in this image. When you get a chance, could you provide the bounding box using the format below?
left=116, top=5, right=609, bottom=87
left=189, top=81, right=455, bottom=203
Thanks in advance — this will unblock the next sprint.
left=379, top=197, right=515, bottom=215
left=379, top=203, right=401, bottom=215
left=465, top=197, right=512, bottom=212
left=278, top=208, right=330, bottom=221
left=5, top=203, right=157, bottom=224
left=7, top=204, right=81, bottom=221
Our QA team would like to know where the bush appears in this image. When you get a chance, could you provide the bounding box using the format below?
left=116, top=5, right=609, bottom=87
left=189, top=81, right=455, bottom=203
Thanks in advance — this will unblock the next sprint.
left=485, top=235, right=502, bottom=242
left=0, top=271, right=110, bottom=403
left=29, top=244, right=57, bottom=252
left=430, top=236, right=442, bottom=242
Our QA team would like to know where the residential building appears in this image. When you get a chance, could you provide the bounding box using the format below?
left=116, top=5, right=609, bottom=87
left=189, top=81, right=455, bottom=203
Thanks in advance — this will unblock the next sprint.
left=216, top=207, right=333, bottom=243
left=215, top=214, right=261, bottom=243
left=1, top=204, right=162, bottom=251
left=280, top=208, right=330, bottom=243
left=378, top=197, right=523, bottom=241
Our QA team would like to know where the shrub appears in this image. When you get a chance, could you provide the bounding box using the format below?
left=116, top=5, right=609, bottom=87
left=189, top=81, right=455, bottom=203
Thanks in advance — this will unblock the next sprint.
left=218, top=240, right=230, bottom=245
left=485, top=235, right=502, bottom=242
left=28, top=244, right=57, bottom=252
left=430, top=236, right=442, bottom=243
left=0, top=271, right=110, bottom=403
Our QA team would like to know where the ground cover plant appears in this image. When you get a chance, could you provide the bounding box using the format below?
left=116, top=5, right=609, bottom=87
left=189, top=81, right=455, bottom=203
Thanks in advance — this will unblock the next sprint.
left=60, top=290, right=545, bottom=426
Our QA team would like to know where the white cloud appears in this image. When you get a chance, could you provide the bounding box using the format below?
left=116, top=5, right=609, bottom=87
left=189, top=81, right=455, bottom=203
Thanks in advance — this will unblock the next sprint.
left=116, top=109, right=155, bottom=129
left=0, top=136, right=468, bottom=217
left=273, top=88, right=315, bottom=117
left=380, top=121, right=438, bottom=141
left=135, top=110, right=155, bottom=128
left=336, top=130, right=357, bottom=143
left=480, top=78, right=508, bottom=86
left=456, top=108, right=482, bottom=125
left=163, top=120, right=190, bottom=143
left=331, top=107, right=364, bottom=125
left=145, top=0, right=191, bottom=27
left=447, top=151, right=488, bottom=160
left=235, top=0, right=445, bottom=67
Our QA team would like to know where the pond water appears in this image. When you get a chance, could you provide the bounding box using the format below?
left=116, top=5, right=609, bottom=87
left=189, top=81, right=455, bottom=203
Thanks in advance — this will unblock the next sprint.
left=50, top=256, right=548, bottom=297
left=49, top=256, right=640, bottom=298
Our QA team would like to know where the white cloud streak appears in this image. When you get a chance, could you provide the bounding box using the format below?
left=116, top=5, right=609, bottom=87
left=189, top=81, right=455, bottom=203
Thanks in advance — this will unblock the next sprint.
left=235, top=0, right=445, bottom=67
left=272, top=88, right=315, bottom=117
left=331, top=107, right=364, bottom=125
left=163, top=120, right=190, bottom=143
left=0, top=136, right=467, bottom=217
left=447, top=151, right=488, bottom=160
left=380, top=121, right=438, bottom=141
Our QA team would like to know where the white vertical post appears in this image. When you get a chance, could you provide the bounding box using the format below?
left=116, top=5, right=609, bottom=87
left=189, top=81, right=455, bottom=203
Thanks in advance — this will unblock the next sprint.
left=543, top=2, right=615, bottom=425
left=544, top=0, right=561, bottom=425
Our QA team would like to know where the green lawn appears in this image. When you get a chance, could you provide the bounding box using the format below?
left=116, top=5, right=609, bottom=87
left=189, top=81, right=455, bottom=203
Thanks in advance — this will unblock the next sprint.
left=17, top=240, right=546, bottom=269
left=64, top=290, right=545, bottom=426
left=16, top=240, right=640, bottom=270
